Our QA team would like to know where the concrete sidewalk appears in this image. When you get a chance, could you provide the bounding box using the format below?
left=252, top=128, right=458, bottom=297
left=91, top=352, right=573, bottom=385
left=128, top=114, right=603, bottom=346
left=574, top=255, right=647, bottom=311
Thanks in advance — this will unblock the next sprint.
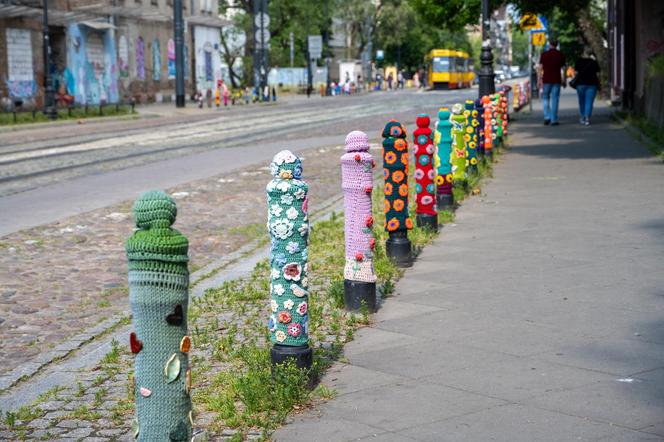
left=273, top=91, right=664, bottom=441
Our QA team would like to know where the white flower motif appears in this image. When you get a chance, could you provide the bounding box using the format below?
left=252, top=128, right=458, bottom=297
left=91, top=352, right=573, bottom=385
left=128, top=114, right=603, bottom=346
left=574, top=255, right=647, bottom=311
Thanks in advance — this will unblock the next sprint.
left=283, top=299, right=294, bottom=310
left=274, top=150, right=297, bottom=165
left=270, top=299, right=278, bottom=312
left=286, top=241, right=300, bottom=254
left=266, top=181, right=277, bottom=192
left=276, top=181, right=290, bottom=192
left=301, top=277, right=309, bottom=288
left=271, top=269, right=281, bottom=280
left=275, top=330, right=287, bottom=342
left=273, top=283, right=285, bottom=296
left=270, top=204, right=283, bottom=217
left=281, top=194, right=294, bottom=205
left=270, top=218, right=294, bottom=239
left=293, top=188, right=306, bottom=200
left=303, top=263, right=309, bottom=274
left=298, top=223, right=309, bottom=236
left=285, top=206, right=298, bottom=220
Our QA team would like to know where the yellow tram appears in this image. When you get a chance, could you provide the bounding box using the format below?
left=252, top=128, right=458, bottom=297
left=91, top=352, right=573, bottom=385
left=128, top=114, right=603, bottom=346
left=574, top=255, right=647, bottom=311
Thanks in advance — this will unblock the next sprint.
left=427, top=49, right=474, bottom=89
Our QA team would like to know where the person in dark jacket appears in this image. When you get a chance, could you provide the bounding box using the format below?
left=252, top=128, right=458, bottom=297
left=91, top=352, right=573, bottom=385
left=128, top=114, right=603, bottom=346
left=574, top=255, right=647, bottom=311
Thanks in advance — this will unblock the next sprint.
left=574, top=50, right=601, bottom=125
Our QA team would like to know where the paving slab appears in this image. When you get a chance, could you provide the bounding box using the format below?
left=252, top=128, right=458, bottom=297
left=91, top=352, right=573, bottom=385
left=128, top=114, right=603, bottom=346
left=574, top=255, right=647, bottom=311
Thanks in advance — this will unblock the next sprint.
left=273, top=91, right=664, bottom=441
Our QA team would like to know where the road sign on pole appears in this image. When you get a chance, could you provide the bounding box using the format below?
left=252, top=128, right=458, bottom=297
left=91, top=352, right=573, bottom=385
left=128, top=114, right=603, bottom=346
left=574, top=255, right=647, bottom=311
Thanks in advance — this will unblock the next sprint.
left=308, top=35, right=322, bottom=60
left=531, top=31, right=546, bottom=46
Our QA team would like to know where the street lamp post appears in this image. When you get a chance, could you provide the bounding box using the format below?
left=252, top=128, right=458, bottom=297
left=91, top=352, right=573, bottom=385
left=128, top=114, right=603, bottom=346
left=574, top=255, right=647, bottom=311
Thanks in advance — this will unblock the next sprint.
left=478, top=0, right=495, bottom=99
left=42, top=0, right=56, bottom=120
left=174, top=0, right=185, bottom=108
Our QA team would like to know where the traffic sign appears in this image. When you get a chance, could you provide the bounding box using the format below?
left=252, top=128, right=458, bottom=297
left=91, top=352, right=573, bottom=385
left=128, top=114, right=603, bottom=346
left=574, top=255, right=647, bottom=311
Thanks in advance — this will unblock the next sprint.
left=531, top=31, right=546, bottom=46
left=255, top=29, right=270, bottom=44
left=520, top=13, right=545, bottom=31
left=308, top=35, right=322, bottom=59
left=254, top=12, right=270, bottom=28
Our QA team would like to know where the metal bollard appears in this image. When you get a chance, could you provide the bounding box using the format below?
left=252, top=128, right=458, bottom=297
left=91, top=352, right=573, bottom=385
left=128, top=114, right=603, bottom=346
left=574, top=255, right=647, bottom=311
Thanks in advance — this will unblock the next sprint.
left=126, top=190, right=193, bottom=441
left=413, top=114, right=438, bottom=230
left=382, top=120, right=413, bottom=267
left=341, top=131, right=377, bottom=312
left=267, top=150, right=312, bottom=370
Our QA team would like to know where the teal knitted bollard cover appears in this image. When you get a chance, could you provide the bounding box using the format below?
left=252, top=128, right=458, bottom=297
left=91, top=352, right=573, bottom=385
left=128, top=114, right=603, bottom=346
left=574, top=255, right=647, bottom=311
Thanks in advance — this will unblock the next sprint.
left=126, top=190, right=192, bottom=441
left=267, top=150, right=310, bottom=347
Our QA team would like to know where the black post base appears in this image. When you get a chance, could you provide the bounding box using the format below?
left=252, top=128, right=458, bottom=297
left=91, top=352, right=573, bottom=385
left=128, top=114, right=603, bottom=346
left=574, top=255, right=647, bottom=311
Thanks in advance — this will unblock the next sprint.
left=344, top=279, right=377, bottom=312
left=386, top=231, right=412, bottom=267
left=436, top=193, right=454, bottom=211
left=416, top=213, right=438, bottom=231
left=271, top=344, right=313, bottom=371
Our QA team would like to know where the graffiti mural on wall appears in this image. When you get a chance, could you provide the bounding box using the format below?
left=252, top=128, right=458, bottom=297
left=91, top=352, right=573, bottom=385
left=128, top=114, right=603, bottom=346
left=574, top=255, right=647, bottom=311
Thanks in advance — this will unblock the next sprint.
left=136, top=37, right=145, bottom=80
left=118, top=35, right=129, bottom=78
left=152, top=39, right=161, bottom=81
left=66, top=24, right=119, bottom=105
left=168, top=39, right=176, bottom=79
left=5, top=28, right=36, bottom=98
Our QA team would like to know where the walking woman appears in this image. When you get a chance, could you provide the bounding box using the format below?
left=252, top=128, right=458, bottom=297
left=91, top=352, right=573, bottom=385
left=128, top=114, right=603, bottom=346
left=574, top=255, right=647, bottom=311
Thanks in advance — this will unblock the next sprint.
left=573, top=50, right=601, bottom=125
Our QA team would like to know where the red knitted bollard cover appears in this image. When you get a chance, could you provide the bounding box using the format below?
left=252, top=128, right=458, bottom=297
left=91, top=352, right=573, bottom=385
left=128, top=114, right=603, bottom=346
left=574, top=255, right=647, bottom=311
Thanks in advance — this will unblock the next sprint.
left=413, top=114, right=436, bottom=216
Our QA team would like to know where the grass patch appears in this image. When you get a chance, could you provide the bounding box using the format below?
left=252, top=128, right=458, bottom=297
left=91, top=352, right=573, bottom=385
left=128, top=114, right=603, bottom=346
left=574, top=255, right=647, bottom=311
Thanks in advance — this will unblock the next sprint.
left=616, top=111, right=664, bottom=161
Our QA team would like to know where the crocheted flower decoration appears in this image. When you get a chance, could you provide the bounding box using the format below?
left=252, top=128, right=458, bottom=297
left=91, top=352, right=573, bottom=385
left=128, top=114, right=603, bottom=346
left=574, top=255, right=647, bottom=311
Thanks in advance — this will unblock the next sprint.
left=282, top=263, right=302, bottom=281
left=270, top=150, right=302, bottom=179
left=270, top=219, right=294, bottom=239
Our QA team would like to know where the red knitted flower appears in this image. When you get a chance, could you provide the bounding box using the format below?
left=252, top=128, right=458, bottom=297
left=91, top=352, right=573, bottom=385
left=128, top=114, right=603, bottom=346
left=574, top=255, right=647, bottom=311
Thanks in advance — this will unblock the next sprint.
left=365, top=216, right=374, bottom=227
left=355, top=252, right=364, bottom=262
left=354, top=154, right=361, bottom=162
left=369, top=238, right=376, bottom=250
left=371, top=159, right=376, bottom=168
left=364, top=186, right=373, bottom=194
left=278, top=311, right=292, bottom=324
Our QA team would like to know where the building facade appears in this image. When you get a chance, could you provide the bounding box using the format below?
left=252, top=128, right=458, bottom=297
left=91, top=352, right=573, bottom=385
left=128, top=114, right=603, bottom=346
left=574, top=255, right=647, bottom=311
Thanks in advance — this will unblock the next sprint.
left=0, top=0, right=226, bottom=108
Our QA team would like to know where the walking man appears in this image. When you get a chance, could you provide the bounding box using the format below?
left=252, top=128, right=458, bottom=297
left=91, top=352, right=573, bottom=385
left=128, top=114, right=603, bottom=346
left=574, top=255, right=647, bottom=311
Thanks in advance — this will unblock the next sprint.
left=539, top=39, right=566, bottom=126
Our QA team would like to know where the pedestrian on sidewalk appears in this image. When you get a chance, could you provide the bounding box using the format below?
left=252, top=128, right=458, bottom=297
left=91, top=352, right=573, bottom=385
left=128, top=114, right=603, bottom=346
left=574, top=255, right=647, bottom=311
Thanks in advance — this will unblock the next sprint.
left=222, top=82, right=229, bottom=107
left=572, top=49, right=601, bottom=126
left=539, top=39, right=567, bottom=126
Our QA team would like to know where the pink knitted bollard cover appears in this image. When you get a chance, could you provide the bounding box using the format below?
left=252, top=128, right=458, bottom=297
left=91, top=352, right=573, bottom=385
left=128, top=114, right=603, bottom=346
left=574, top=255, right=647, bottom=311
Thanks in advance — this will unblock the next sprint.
left=341, top=131, right=377, bottom=283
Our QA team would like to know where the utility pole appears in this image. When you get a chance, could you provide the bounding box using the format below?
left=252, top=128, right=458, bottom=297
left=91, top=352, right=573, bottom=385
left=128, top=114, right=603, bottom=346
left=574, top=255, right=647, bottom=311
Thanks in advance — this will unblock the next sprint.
left=478, top=0, right=495, bottom=98
left=174, top=0, right=185, bottom=107
left=42, top=0, right=56, bottom=119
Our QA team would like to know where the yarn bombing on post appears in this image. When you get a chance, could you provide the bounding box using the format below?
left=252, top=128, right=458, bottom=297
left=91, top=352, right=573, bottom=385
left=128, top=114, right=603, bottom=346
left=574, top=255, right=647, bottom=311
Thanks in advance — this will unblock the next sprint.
left=126, top=190, right=193, bottom=442
left=465, top=100, right=480, bottom=174
left=413, top=114, right=436, bottom=216
left=341, top=131, right=377, bottom=283
left=481, top=96, right=494, bottom=158
left=475, top=99, right=485, bottom=159
left=382, top=120, right=413, bottom=233
left=451, top=103, right=468, bottom=183
left=434, top=107, right=454, bottom=202
left=267, top=150, right=309, bottom=347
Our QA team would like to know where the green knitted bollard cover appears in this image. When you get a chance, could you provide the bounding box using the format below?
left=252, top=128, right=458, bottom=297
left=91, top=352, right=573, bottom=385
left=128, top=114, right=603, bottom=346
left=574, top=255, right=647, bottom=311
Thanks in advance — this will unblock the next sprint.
left=450, top=103, right=468, bottom=183
left=267, top=150, right=310, bottom=347
left=126, top=190, right=192, bottom=441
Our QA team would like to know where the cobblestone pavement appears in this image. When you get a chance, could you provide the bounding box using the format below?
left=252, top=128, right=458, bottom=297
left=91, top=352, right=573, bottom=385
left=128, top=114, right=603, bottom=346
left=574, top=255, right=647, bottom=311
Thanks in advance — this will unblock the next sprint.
left=0, top=144, right=348, bottom=378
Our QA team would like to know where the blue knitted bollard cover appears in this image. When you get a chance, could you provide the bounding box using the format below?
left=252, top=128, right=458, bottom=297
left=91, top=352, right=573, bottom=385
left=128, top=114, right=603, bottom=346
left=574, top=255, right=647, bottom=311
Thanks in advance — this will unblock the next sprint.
left=126, top=190, right=192, bottom=441
left=267, top=150, right=310, bottom=347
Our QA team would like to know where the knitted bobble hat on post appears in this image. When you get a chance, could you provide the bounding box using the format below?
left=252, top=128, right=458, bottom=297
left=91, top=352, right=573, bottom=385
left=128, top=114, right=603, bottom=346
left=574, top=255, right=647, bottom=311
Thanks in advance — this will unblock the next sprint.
left=413, top=114, right=438, bottom=231
left=451, top=103, right=468, bottom=187
left=382, top=120, right=412, bottom=267
left=266, top=150, right=312, bottom=371
left=341, top=130, right=377, bottom=312
left=434, top=107, right=454, bottom=210
left=465, top=100, right=480, bottom=175
left=126, top=190, right=192, bottom=442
